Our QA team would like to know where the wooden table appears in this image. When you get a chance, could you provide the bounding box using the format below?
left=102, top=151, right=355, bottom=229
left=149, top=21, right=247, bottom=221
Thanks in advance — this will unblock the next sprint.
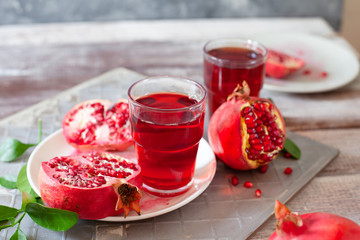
left=0, top=18, right=359, bottom=239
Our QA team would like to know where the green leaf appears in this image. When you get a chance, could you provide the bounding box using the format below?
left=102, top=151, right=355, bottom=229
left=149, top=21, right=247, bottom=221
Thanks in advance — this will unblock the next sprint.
left=16, top=164, right=39, bottom=199
left=0, top=206, right=20, bottom=221
left=0, top=175, right=18, bottom=189
left=0, top=138, right=36, bottom=162
left=36, top=198, right=43, bottom=205
left=0, top=218, right=15, bottom=230
left=0, top=119, right=42, bottom=162
left=283, top=138, right=301, bottom=159
left=10, top=228, right=27, bottom=240
left=21, top=192, right=37, bottom=211
left=26, top=203, right=78, bottom=232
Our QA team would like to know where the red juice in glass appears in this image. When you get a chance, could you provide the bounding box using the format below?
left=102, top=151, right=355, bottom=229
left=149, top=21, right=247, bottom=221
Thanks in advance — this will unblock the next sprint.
left=203, top=39, right=268, bottom=115
left=128, top=76, right=206, bottom=197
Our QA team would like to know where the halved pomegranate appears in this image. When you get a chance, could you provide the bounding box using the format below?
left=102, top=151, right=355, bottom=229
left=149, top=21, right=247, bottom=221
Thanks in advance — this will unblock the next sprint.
left=266, top=49, right=305, bottom=78
left=62, top=99, right=132, bottom=151
left=208, top=81, right=286, bottom=170
left=39, top=151, right=142, bottom=220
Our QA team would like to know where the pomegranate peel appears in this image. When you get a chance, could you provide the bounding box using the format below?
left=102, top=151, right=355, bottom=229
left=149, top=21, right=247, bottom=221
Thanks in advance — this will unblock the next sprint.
left=39, top=151, right=142, bottom=220
left=269, top=200, right=360, bottom=239
left=208, top=81, right=286, bottom=170
left=62, top=99, right=133, bottom=151
left=266, top=49, right=305, bottom=79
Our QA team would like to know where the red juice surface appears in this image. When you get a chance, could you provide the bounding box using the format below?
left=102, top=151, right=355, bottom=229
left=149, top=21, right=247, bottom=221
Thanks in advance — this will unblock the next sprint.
left=204, top=46, right=265, bottom=115
left=131, top=92, right=205, bottom=193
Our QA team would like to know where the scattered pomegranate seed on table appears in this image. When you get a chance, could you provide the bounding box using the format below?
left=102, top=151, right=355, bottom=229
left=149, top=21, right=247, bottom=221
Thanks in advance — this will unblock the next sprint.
left=283, top=152, right=292, bottom=158
left=244, top=181, right=253, bottom=188
left=255, top=189, right=262, bottom=198
left=231, top=176, right=239, bottom=186
left=303, top=69, right=311, bottom=75
left=284, top=167, right=293, bottom=175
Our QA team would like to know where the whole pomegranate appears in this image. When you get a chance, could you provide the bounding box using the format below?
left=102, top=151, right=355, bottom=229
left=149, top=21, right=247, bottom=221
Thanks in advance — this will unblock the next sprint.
left=208, top=81, right=286, bottom=170
left=269, top=200, right=360, bottom=239
left=266, top=49, right=305, bottom=79
left=39, top=151, right=142, bottom=220
left=62, top=99, right=133, bottom=151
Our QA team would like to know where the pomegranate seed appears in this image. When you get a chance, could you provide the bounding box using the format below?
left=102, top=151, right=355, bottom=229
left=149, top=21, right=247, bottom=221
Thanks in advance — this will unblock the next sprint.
left=260, top=154, right=270, bottom=160
left=248, top=133, right=259, bottom=140
left=284, top=167, right=293, bottom=175
left=258, top=165, right=268, bottom=173
left=247, top=128, right=257, bottom=134
left=250, top=138, right=261, bottom=145
left=321, top=71, right=328, bottom=77
left=68, top=169, right=75, bottom=176
left=255, top=126, right=264, bottom=134
left=276, top=138, right=284, bottom=145
left=284, top=152, right=292, bottom=158
left=303, top=69, right=311, bottom=75
left=263, top=140, right=271, bottom=147
left=116, top=172, right=124, bottom=178
left=231, top=176, right=239, bottom=186
left=264, top=145, right=271, bottom=152
left=252, top=144, right=264, bottom=151
left=241, top=107, right=251, bottom=117
left=268, top=104, right=274, bottom=111
left=249, top=147, right=261, bottom=155
left=244, top=181, right=253, bottom=188
left=255, top=189, right=262, bottom=198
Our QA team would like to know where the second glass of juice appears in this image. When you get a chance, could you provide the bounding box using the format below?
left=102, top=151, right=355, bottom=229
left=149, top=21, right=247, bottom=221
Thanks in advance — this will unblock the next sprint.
left=203, top=39, right=268, bottom=115
left=128, top=76, right=207, bottom=197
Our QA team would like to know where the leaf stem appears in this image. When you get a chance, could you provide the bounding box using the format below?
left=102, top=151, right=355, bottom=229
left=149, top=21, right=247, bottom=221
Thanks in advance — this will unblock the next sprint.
left=15, top=212, right=26, bottom=225
left=38, top=119, right=43, bottom=144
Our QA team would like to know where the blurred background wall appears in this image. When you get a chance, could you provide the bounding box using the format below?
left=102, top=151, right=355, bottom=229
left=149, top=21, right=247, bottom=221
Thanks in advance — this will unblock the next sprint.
left=341, top=0, right=360, bottom=53
left=0, top=0, right=343, bottom=30
left=1, top=0, right=359, bottom=51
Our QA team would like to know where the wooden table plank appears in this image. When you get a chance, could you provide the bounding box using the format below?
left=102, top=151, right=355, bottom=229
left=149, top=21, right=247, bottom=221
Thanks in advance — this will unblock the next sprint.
left=1, top=39, right=359, bottom=131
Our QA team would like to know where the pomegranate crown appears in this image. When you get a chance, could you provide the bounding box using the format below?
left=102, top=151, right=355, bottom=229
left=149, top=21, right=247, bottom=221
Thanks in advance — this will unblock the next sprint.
left=274, top=200, right=303, bottom=236
left=226, top=81, right=251, bottom=102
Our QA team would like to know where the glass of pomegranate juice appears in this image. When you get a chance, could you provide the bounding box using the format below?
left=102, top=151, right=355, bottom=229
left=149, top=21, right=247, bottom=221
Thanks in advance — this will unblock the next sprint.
left=128, top=76, right=207, bottom=197
left=203, top=39, right=268, bottom=115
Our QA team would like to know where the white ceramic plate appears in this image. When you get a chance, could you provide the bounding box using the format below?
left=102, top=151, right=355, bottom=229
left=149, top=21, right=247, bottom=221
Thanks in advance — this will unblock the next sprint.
left=255, top=33, right=359, bottom=93
left=27, top=129, right=216, bottom=222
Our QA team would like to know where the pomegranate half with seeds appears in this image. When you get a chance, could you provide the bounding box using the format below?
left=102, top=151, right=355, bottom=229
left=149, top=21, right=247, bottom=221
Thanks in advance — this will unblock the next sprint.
left=39, top=151, right=142, bottom=220
left=62, top=99, right=132, bottom=151
left=208, top=81, right=286, bottom=170
left=266, top=49, right=305, bottom=79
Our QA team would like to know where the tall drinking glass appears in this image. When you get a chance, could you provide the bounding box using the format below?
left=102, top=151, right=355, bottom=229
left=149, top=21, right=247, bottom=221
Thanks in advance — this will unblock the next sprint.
left=128, top=76, right=207, bottom=197
left=203, top=39, right=268, bottom=115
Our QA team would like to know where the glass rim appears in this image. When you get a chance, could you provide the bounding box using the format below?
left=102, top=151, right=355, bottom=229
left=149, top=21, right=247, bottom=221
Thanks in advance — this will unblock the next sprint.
left=128, top=75, right=207, bottom=112
left=203, top=38, right=268, bottom=67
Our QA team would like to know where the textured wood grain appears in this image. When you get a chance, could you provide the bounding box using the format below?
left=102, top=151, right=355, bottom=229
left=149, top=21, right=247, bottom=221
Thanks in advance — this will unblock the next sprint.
left=1, top=40, right=360, bottom=132
left=296, top=128, right=360, bottom=176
